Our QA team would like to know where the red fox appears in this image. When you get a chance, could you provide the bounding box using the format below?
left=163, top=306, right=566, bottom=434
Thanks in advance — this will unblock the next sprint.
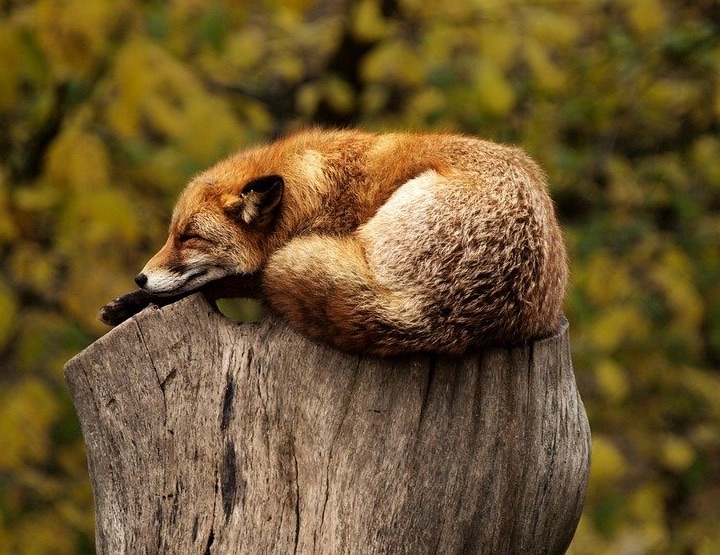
left=101, top=128, right=567, bottom=355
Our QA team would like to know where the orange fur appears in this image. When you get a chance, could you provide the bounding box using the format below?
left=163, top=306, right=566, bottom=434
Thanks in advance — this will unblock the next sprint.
left=106, top=128, right=568, bottom=355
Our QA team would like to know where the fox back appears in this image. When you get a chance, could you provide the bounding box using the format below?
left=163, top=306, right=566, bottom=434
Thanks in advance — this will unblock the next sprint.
left=132, top=128, right=567, bottom=355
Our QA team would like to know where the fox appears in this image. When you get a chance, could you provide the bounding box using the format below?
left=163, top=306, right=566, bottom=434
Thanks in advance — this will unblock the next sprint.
left=100, top=128, right=568, bottom=356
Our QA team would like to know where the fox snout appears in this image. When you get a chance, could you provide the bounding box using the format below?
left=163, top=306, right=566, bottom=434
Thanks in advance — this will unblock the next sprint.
left=135, top=261, right=219, bottom=296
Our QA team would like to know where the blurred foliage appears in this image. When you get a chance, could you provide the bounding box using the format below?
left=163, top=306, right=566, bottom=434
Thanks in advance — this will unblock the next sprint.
left=0, top=0, right=719, bottom=552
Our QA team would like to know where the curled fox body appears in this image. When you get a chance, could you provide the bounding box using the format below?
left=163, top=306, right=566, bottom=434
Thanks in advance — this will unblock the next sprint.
left=101, top=129, right=568, bottom=355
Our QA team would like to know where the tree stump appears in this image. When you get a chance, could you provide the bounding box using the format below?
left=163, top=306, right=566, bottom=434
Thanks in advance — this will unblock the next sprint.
left=64, top=294, right=590, bottom=554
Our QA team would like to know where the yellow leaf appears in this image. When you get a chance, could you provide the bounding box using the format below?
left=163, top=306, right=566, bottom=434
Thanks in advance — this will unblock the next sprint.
left=590, top=306, right=650, bottom=352
left=239, top=100, right=273, bottom=135
left=607, top=156, right=645, bottom=207
left=296, top=83, right=321, bottom=116
left=621, top=0, right=666, bottom=36
left=524, top=40, right=568, bottom=93
left=661, top=435, right=695, bottom=473
left=589, top=435, right=626, bottom=492
left=216, top=299, right=265, bottom=323
left=57, top=188, right=144, bottom=261
left=0, top=24, right=22, bottom=111
left=0, top=175, right=18, bottom=244
left=644, top=79, right=700, bottom=117
left=101, top=37, right=245, bottom=174
left=698, top=537, right=720, bottom=555
left=682, top=367, right=720, bottom=419
left=353, top=0, right=396, bottom=41
left=13, top=511, right=75, bottom=554
left=323, top=77, right=356, bottom=114
left=224, top=29, right=265, bottom=69
left=626, top=484, right=669, bottom=549
left=0, top=279, right=17, bottom=351
left=474, top=63, right=515, bottom=116
left=360, top=85, right=389, bottom=114
left=0, top=378, right=59, bottom=470
left=595, top=360, right=630, bottom=403
left=583, top=252, right=632, bottom=306
left=691, top=135, right=720, bottom=190
left=362, top=40, right=425, bottom=86
left=526, top=9, right=579, bottom=48
left=408, top=89, right=446, bottom=119
left=649, top=248, right=704, bottom=351
left=35, top=0, right=125, bottom=79
left=477, top=27, right=520, bottom=71
left=716, top=57, right=720, bottom=120
left=8, top=244, right=59, bottom=301
left=45, top=127, right=111, bottom=191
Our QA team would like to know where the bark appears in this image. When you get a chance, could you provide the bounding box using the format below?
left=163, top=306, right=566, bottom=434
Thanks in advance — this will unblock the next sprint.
left=65, top=294, right=590, bottom=554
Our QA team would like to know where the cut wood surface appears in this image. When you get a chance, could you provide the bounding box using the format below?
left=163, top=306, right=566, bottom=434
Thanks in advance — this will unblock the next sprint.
left=64, top=294, right=591, bottom=554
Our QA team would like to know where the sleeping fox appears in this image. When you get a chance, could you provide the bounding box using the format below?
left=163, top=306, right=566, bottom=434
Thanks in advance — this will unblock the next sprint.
left=100, top=128, right=567, bottom=355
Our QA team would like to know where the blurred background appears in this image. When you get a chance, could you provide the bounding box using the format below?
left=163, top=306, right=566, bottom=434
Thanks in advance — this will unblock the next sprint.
left=0, top=0, right=719, bottom=552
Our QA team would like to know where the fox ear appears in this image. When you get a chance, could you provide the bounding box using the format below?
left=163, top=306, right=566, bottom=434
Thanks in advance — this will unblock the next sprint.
left=223, top=175, right=284, bottom=225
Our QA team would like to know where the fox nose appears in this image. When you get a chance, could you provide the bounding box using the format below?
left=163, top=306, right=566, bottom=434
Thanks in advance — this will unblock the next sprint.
left=134, top=273, right=148, bottom=288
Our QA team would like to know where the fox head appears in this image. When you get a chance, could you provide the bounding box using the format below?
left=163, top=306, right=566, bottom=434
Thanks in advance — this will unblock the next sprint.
left=134, top=174, right=284, bottom=296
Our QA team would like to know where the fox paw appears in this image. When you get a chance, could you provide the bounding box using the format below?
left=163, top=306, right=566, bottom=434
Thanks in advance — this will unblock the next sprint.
left=99, top=290, right=156, bottom=326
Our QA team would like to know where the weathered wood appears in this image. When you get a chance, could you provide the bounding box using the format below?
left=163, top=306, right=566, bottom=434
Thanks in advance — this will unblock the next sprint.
left=65, top=294, right=590, bottom=554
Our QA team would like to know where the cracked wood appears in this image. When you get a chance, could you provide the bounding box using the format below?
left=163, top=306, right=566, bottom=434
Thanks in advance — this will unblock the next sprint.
left=64, top=294, right=590, bottom=554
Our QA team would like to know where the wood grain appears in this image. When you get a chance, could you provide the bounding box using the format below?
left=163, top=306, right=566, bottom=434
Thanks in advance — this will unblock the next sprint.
left=65, top=294, right=590, bottom=554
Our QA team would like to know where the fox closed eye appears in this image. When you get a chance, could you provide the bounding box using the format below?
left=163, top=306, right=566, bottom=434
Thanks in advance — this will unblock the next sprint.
left=179, top=233, right=206, bottom=244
